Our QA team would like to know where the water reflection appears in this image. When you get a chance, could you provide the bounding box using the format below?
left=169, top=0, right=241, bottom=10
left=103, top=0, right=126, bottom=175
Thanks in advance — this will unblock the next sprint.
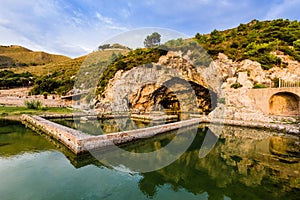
left=133, top=126, right=300, bottom=199
left=1, top=119, right=299, bottom=199
left=51, top=117, right=167, bottom=135
left=91, top=125, right=299, bottom=199
left=0, top=119, right=54, bottom=157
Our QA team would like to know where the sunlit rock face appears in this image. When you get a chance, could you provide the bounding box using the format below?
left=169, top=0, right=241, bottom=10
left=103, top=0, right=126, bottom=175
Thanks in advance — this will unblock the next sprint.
left=97, top=51, right=218, bottom=114
left=215, top=53, right=300, bottom=88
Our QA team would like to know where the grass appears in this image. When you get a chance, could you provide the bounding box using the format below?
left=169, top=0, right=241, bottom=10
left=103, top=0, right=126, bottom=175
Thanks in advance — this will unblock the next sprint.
left=0, top=45, right=70, bottom=68
left=11, top=49, right=128, bottom=77
left=0, top=106, right=73, bottom=116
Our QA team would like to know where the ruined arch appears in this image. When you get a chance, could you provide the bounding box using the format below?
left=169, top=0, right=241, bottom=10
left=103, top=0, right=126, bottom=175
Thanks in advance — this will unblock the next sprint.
left=269, top=92, right=300, bottom=116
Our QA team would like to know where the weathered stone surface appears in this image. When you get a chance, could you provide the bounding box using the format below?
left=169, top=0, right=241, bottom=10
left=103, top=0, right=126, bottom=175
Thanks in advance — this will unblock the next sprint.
left=97, top=51, right=220, bottom=114
left=215, top=52, right=300, bottom=88
left=94, top=51, right=300, bottom=122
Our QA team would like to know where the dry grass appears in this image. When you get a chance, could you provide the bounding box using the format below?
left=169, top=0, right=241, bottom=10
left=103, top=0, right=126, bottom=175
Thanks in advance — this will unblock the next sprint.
left=0, top=45, right=70, bottom=69
left=11, top=49, right=128, bottom=77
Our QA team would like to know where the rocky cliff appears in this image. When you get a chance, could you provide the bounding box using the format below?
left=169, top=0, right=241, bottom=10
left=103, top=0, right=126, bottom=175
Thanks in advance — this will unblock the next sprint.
left=96, top=51, right=220, bottom=114
left=94, top=50, right=299, bottom=122
left=210, top=52, right=300, bottom=122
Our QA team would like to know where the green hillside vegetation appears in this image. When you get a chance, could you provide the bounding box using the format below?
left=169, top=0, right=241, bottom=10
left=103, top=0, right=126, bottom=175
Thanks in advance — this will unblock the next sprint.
left=0, top=45, right=70, bottom=68
left=0, top=70, right=35, bottom=89
left=29, top=49, right=128, bottom=95
left=96, top=48, right=167, bottom=97
left=195, top=19, right=300, bottom=69
left=1, top=19, right=300, bottom=96
left=98, top=43, right=131, bottom=51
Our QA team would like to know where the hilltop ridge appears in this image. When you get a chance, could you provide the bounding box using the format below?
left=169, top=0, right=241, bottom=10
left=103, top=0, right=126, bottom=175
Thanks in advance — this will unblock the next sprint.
left=0, top=45, right=71, bottom=68
left=195, top=19, right=300, bottom=69
left=1, top=19, right=300, bottom=97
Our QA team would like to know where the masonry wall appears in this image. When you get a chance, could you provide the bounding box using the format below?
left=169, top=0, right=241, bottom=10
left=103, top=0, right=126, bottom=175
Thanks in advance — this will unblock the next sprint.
left=247, top=88, right=300, bottom=116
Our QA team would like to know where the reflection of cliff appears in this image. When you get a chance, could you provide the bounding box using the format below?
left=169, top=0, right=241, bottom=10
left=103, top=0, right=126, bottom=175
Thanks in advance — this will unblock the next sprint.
left=51, top=118, right=153, bottom=135
left=45, top=123, right=300, bottom=199
left=135, top=126, right=300, bottom=199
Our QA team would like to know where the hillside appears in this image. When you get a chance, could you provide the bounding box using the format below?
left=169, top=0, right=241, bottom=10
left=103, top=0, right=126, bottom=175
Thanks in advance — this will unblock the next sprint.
left=1, top=19, right=300, bottom=96
left=195, top=19, right=300, bottom=69
left=0, top=45, right=71, bottom=68
left=14, top=49, right=128, bottom=95
left=0, top=43, right=128, bottom=94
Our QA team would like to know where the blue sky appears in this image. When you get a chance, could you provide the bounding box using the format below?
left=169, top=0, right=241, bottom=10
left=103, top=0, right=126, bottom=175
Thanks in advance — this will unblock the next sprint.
left=0, top=0, right=299, bottom=57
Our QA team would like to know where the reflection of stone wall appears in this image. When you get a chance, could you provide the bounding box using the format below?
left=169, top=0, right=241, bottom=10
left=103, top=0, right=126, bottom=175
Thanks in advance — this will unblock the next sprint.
left=269, top=92, right=299, bottom=116
left=269, top=136, right=300, bottom=158
left=134, top=126, right=300, bottom=198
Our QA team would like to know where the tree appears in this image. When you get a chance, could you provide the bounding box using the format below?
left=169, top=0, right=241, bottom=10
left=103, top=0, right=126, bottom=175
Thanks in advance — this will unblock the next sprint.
left=144, top=32, right=161, bottom=48
left=98, top=44, right=111, bottom=51
left=293, top=39, right=300, bottom=52
left=210, top=29, right=224, bottom=44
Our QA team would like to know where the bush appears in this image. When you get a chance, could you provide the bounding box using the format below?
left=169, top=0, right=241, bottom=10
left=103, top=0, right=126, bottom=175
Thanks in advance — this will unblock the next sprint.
left=24, top=100, right=43, bottom=110
left=217, top=97, right=226, bottom=104
left=194, top=19, right=300, bottom=69
left=230, top=83, right=243, bottom=89
left=272, top=78, right=280, bottom=88
left=253, top=83, right=267, bottom=89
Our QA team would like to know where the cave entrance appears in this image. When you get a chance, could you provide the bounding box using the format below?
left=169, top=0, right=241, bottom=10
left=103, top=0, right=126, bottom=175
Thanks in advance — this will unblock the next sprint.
left=269, top=92, right=300, bottom=116
left=128, top=78, right=217, bottom=115
left=188, top=81, right=217, bottom=114
left=153, top=86, right=180, bottom=113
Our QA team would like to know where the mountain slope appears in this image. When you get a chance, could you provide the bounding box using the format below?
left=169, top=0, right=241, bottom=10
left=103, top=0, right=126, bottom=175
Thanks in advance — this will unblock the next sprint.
left=0, top=45, right=71, bottom=68
left=195, top=19, right=300, bottom=69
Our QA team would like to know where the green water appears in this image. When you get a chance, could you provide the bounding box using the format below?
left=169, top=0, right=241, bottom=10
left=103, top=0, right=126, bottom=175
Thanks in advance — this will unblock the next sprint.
left=0, top=119, right=300, bottom=200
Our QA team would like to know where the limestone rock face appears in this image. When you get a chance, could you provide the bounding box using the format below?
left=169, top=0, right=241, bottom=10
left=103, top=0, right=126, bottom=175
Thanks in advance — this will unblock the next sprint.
left=214, top=52, right=300, bottom=88
left=97, top=52, right=219, bottom=114
left=206, top=52, right=300, bottom=121
left=210, top=88, right=272, bottom=122
left=94, top=50, right=299, bottom=122
left=101, top=65, right=215, bottom=113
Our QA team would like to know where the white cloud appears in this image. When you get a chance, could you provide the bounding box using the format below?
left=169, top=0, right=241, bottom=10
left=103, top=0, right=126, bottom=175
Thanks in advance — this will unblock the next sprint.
left=0, top=0, right=129, bottom=57
left=0, top=0, right=298, bottom=58
left=265, top=0, right=300, bottom=20
left=96, top=12, right=113, bottom=25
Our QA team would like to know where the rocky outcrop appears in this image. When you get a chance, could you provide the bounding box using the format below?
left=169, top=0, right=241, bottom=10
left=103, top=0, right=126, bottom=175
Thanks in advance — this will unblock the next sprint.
left=96, top=51, right=220, bottom=114
left=208, top=53, right=300, bottom=122
left=94, top=51, right=299, bottom=123
left=215, top=52, right=300, bottom=89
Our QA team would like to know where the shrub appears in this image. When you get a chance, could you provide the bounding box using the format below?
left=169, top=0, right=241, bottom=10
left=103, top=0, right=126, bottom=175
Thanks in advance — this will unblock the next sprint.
left=217, top=97, right=226, bottom=104
left=272, top=78, right=280, bottom=88
left=253, top=83, right=267, bottom=89
left=194, top=19, right=300, bottom=69
left=24, top=100, right=43, bottom=110
left=230, top=83, right=243, bottom=89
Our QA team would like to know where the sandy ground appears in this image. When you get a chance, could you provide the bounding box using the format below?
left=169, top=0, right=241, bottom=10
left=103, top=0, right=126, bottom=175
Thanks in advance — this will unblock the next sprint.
left=0, top=87, right=68, bottom=107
